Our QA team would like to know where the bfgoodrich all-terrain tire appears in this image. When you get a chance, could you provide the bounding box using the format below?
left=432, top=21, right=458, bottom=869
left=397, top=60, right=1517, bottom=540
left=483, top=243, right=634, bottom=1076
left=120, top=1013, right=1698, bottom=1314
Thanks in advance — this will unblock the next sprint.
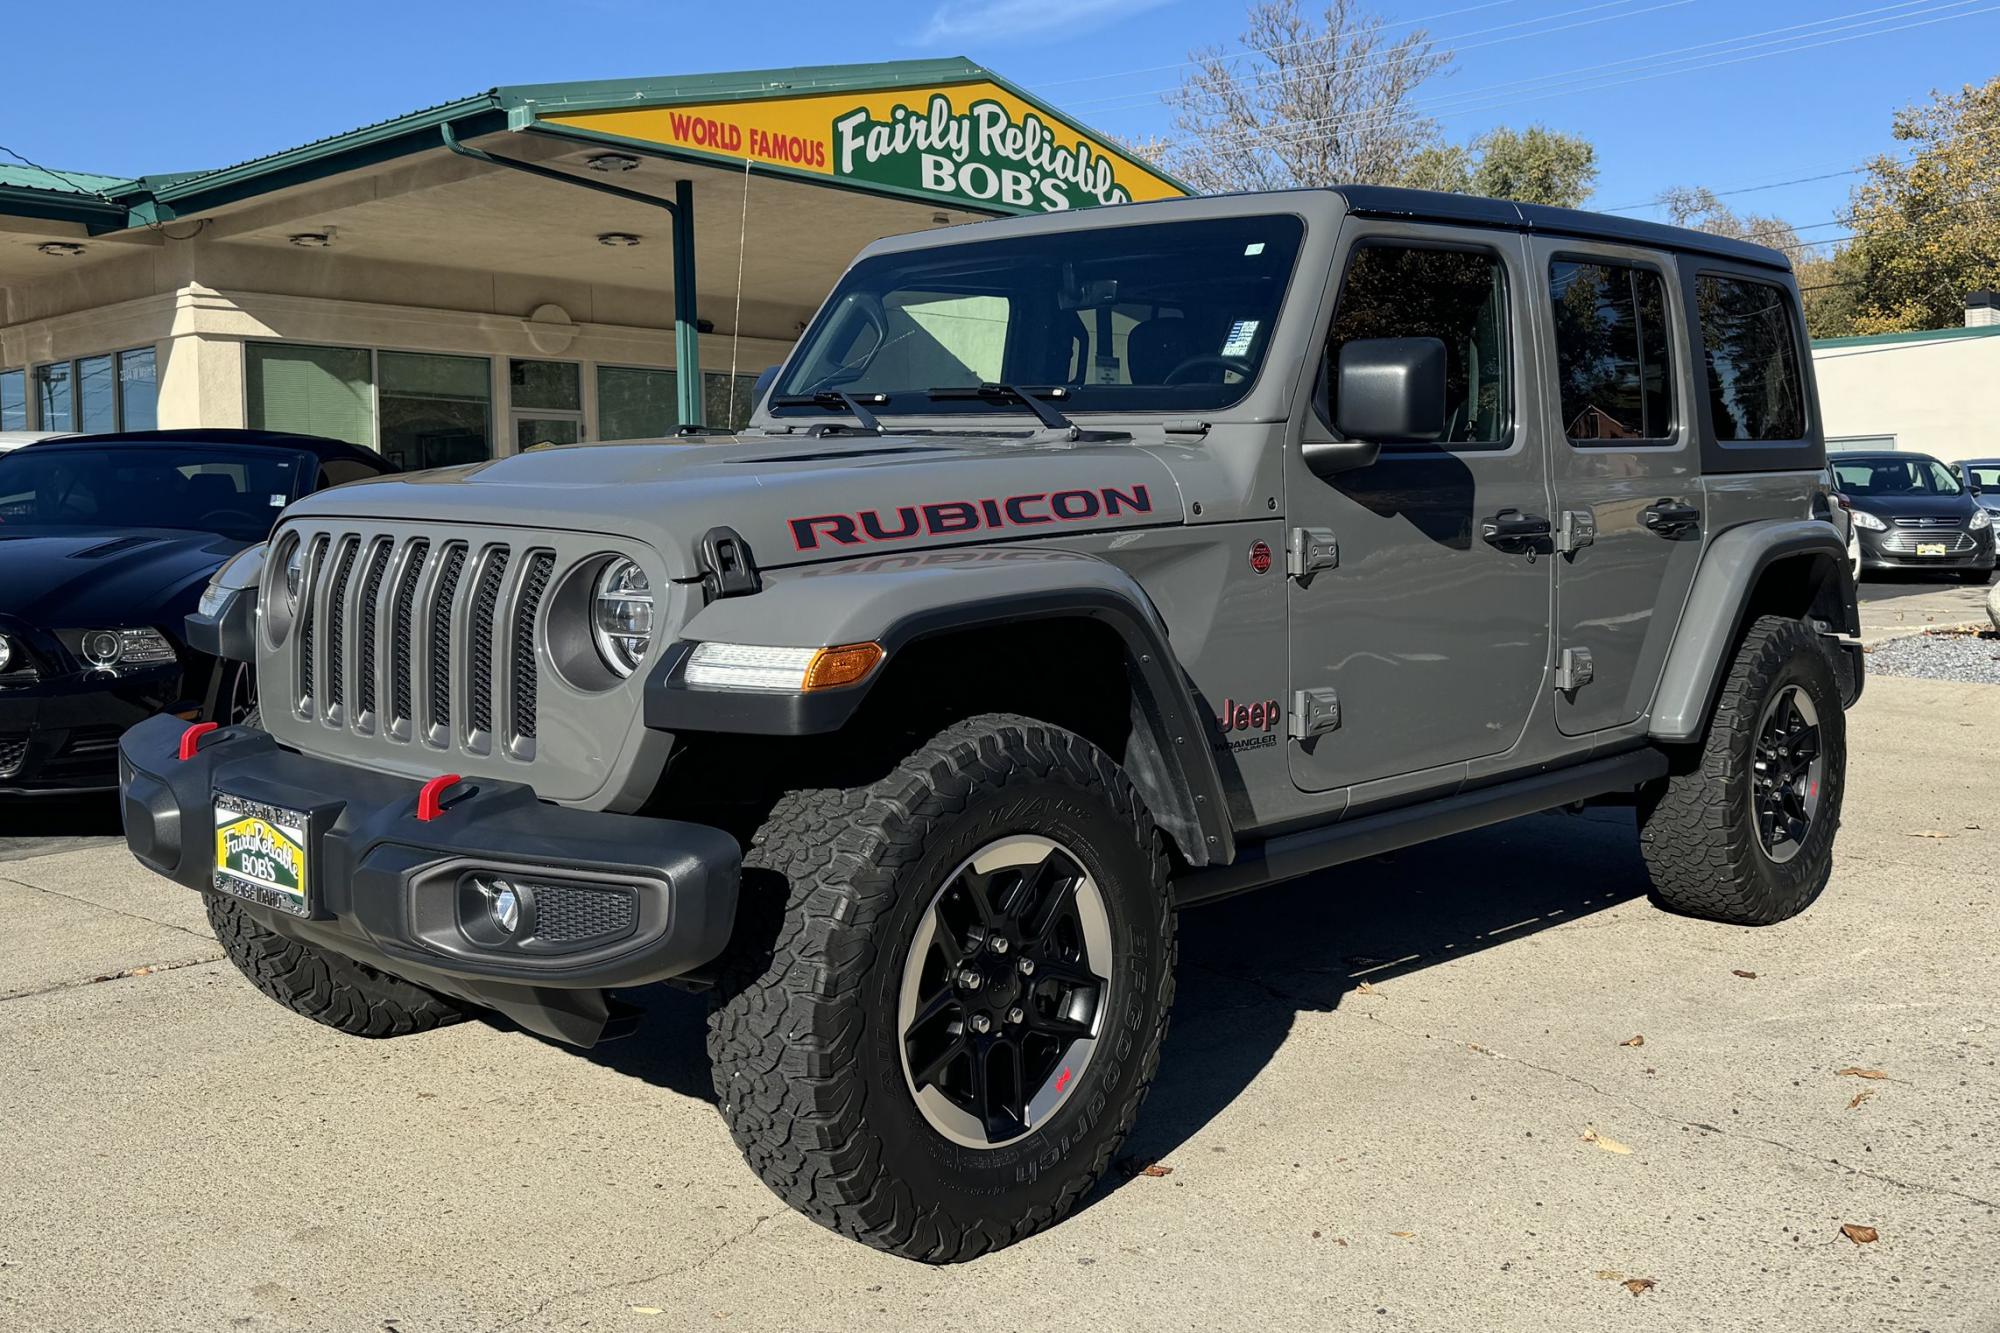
left=207, top=896, right=470, bottom=1037
left=1638, top=615, right=1846, bottom=925
left=707, top=713, right=1176, bottom=1263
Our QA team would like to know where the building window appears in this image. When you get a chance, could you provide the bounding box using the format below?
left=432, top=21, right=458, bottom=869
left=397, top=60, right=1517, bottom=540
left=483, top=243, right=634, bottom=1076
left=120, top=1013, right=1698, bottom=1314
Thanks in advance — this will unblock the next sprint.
left=0, top=369, right=25, bottom=431
left=596, top=365, right=677, bottom=441
left=34, top=362, right=73, bottom=431
left=510, top=359, right=583, bottom=451
left=120, top=348, right=158, bottom=431
left=1696, top=274, right=1806, bottom=442
left=1548, top=260, right=1675, bottom=444
left=77, top=354, right=117, bottom=432
left=704, top=371, right=761, bottom=431
left=380, top=351, right=492, bottom=470
left=247, top=343, right=374, bottom=447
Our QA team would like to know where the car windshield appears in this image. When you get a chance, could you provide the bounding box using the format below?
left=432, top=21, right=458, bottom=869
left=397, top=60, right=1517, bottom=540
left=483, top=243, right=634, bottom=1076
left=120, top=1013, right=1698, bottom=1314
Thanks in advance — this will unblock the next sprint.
left=1967, top=463, right=2000, bottom=491
left=774, top=214, right=1306, bottom=419
left=1832, top=457, right=1963, bottom=497
left=0, top=444, right=310, bottom=541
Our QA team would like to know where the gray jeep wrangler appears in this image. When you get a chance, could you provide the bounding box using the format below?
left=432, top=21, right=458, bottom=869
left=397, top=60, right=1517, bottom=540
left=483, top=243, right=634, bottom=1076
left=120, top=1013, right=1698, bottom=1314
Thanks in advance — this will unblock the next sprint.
left=120, top=187, right=1861, bottom=1262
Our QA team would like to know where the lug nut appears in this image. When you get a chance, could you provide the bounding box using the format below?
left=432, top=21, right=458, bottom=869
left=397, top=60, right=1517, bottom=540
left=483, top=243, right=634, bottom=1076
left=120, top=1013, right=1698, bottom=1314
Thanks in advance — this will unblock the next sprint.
left=989, top=934, right=1011, bottom=954
left=969, top=1013, right=993, bottom=1034
left=1017, top=957, right=1035, bottom=976
left=957, top=968, right=984, bottom=991
left=1006, top=1006, right=1025, bottom=1025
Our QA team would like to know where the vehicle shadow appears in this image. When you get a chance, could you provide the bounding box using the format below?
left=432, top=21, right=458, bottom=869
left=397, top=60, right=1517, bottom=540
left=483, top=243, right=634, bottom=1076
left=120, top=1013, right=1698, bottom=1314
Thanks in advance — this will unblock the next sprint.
left=562, top=804, right=1655, bottom=1157
left=0, top=792, right=124, bottom=843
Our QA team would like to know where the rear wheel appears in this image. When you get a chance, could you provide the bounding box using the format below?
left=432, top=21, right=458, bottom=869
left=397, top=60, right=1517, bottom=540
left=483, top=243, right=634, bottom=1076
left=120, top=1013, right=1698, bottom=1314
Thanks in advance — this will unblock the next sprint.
left=1638, top=616, right=1846, bottom=925
left=707, top=713, right=1175, bottom=1262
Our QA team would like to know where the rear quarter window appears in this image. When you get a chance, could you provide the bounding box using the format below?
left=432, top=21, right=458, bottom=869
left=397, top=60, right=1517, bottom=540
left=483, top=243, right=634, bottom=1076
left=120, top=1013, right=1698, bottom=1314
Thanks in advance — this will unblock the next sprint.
left=1695, top=274, right=1807, bottom=442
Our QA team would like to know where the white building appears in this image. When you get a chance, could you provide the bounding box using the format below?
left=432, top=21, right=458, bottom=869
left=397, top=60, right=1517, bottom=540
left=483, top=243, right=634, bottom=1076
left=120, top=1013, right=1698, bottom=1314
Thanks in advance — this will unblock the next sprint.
left=1810, top=291, right=2000, bottom=463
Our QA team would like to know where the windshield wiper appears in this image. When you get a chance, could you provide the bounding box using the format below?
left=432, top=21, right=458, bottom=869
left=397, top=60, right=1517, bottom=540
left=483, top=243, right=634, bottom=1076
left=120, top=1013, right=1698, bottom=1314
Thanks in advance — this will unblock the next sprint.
left=927, top=383, right=1077, bottom=434
left=769, top=390, right=887, bottom=433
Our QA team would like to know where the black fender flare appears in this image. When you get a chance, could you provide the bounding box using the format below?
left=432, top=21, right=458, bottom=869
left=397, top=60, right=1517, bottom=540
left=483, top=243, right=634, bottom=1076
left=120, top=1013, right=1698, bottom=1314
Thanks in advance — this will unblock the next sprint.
left=1649, top=519, right=1858, bottom=743
left=644, top=549, right=1235, bottom=866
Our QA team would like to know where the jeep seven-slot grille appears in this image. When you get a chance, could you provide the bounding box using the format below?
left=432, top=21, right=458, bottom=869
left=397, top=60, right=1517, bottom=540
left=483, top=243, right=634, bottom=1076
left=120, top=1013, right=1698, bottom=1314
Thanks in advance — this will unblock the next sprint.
left=289, top=530, right=551, bottom=757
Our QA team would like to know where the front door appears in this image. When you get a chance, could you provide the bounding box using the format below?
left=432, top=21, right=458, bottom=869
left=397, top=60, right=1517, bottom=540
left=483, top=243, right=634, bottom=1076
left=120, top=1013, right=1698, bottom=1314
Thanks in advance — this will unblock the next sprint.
left=1287, top=225, right=1554, bottom=795
left=1528, top=238, right=1704, bottom=735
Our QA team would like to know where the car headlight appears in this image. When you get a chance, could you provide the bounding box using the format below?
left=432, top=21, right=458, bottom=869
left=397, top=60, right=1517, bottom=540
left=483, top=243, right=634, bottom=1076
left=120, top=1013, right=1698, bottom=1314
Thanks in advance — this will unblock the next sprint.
left=1971, top=507, right=1993, bottom=531
left=1850, top=510, right=1887, bottom=531
left=77, top=627, right=176, bottom=670
left=283, top=540, right=308, bottom=614
left=0, top=633, right=12, bottom=673
left=200, top=543, right=267, bottom=618
left=684, top=641, right=885, bottom=692
left=592, top=559, right=654, bottom=678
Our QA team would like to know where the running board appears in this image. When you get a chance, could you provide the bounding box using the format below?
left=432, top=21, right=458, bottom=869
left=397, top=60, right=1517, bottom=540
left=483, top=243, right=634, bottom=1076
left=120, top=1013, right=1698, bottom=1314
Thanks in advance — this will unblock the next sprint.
left=1174, top=748, right=1669, bottom=908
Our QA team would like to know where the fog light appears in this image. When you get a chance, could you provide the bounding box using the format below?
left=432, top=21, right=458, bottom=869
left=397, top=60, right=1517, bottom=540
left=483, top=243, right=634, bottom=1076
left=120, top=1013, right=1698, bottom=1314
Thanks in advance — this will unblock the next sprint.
left=477, top=878, right=523, bottom=934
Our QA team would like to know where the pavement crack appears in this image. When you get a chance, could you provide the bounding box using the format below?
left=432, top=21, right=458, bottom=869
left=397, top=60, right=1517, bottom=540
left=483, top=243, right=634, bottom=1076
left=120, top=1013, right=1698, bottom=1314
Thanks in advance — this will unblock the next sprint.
left=0, top=954, right=224, bottom=1004
left=0, top=873, right=215, bottom=942
left=485, top=1211, right=779, bottom=1331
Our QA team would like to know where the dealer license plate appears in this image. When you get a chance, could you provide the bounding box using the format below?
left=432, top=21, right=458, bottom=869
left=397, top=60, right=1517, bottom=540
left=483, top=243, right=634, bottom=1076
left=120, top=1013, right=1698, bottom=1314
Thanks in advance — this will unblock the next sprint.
left=212, top=792, right=312, bottom=917
left=1915, top=542, right=1949, bottom=557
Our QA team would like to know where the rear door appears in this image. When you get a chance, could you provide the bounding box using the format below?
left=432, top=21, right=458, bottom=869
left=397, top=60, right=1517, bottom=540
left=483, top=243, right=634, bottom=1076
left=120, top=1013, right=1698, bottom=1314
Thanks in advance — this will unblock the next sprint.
left=1285, top=223, right=1553, bottom=794
left=1529, top=239, right=1703, bottom=735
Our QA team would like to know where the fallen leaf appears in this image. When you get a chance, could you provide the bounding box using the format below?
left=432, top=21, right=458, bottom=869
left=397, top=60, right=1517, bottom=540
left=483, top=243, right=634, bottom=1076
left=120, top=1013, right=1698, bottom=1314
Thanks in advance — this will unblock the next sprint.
left=1836, top=1067, right=1888, bottom=1080
left=1732, top=970, right=1758, bottom=979
left=1333, top=1237, right=1348, bottom=1247
left=1311, top=1230, right=1321, bottom=1238
left=1355, top=981, right=1379, bottom=995
left=128, top=965, right=156, bottom=977
left=1623, top=1278, right=1657, bottom=1297
left=629, top=1307, right=663, bottom=1316
left=1467, top=1042, right=1489, bottom=1054
left=1620, top=1034, right=1645, bottom=1048
left=1582, top=1128, right=1634, bottom=1155
left=1594, top=1270, right=1624, bottom=1281
left=1840, top=1224, right=1879, bottom=1245
left=1907, top=830, right=1953, bottom=839
left=1139, top=1163, right=1173, bottom=1179
left=1388, top=1230, right=1416, bottom=1239
left=1847, top=1089, right=1877, bottom=1111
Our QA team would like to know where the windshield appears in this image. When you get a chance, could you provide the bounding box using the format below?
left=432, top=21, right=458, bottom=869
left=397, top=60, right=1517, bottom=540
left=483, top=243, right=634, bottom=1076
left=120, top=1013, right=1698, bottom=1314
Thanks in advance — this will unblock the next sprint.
left=1832, top=457, right=1963, bottom=497
left=775, top=214, right=1306, bottom=418
left=1967, top=463, right=2000, bottom=491
left=0, top=444, right=309, bottom=541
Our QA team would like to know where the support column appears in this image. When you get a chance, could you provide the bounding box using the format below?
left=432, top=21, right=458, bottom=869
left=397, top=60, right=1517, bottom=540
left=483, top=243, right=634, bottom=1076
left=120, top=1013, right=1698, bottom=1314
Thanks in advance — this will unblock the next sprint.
left=672, top=178, right=704, bottom=427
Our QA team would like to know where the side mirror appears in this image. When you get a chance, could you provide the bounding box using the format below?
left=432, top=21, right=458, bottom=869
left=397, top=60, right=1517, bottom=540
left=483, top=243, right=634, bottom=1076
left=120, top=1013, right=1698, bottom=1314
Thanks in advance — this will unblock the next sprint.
left=1300, top=336, right=1447, bottom=479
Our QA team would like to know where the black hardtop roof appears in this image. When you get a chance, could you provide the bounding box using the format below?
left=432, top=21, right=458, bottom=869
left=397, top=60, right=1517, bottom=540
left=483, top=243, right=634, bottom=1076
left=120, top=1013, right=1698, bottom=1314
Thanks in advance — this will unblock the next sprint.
left=48, top=428, right=392, bottom=468
left=1831, top=450, right=1948, bottom=463
left=1329, top=185, right=1793, bottom=272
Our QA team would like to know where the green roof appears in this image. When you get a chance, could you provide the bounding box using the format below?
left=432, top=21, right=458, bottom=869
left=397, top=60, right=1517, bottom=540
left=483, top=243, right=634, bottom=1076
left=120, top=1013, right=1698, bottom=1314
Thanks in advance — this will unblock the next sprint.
left=1811, top=323, right=2000, bottom=350
left=1, top=58, right=1186, bottom=233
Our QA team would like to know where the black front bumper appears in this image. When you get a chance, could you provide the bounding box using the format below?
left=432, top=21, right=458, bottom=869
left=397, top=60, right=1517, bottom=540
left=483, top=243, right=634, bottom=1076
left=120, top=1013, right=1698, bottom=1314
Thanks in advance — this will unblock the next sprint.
left=1, top=665, right=191, bottom=794
left=118, top=714, right=741, bottom=1045
left=1857, top=526, right=1996, bottom=572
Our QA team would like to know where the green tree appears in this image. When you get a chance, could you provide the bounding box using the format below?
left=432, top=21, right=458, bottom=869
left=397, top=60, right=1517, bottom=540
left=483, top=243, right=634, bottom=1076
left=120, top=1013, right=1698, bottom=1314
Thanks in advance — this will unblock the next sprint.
left=1403, top=125, right=1599, bottom=207
left=1843, top=75, right=2000, bottom=334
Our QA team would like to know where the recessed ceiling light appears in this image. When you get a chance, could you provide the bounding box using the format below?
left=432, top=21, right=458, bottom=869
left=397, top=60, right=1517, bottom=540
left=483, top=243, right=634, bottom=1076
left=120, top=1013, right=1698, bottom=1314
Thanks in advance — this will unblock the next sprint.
left=597, top=232, right=642, bottom=248
left=288, top=231, right=333, bottom=248
left=588, top=153, right=642, bottom=173
left=37, top=241, right=85, bottom=257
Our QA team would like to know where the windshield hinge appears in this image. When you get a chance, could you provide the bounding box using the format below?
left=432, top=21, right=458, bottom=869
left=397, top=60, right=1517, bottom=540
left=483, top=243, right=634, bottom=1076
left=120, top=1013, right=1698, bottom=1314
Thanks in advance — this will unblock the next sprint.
left=1163, top=419, right=1211, bottom=436
left=696, top=526, right=761, bottom=602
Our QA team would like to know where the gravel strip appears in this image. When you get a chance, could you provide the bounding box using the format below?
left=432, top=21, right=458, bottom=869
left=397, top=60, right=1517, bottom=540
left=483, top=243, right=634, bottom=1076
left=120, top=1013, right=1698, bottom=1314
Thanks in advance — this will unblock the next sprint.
left=1864, top=628, right=2000, bottom=684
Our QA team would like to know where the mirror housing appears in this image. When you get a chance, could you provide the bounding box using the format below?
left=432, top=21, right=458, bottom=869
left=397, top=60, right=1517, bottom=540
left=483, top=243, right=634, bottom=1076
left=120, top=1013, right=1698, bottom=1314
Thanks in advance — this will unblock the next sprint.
left=1334, top=337, right=1448, bottom=444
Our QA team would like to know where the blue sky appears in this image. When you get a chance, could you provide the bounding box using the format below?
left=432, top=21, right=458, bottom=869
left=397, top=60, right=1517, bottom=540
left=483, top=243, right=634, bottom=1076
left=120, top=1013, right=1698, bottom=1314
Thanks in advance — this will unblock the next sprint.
left=6, top=0, right=1997, bottom=239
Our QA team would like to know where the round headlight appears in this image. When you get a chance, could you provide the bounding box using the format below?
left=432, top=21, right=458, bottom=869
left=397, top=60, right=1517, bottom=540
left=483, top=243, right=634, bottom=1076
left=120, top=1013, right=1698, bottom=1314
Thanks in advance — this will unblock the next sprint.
left=283, top=541, right=307, bottom=614
left=82, top=630, right=124, bottom=668
left=592, top=559, right=654, bottom=678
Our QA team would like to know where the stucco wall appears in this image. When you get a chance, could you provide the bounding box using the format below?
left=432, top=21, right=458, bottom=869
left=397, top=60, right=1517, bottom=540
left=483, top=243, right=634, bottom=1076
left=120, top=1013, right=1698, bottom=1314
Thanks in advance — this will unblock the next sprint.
left=1811, top=332, right=2000, bottom=464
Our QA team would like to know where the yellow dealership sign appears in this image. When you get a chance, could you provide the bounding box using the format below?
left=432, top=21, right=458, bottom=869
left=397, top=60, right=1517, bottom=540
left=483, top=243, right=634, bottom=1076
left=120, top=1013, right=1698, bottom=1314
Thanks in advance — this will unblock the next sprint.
left=542, top=81, right=1186, bottom=214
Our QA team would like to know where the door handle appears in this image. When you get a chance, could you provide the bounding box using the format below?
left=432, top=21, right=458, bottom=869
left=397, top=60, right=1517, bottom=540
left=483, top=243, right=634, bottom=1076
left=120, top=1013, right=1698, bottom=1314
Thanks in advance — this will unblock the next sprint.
left=1641, top=498, right=1701, bottom=536
left=1481, top=509, right=1552, bottom=552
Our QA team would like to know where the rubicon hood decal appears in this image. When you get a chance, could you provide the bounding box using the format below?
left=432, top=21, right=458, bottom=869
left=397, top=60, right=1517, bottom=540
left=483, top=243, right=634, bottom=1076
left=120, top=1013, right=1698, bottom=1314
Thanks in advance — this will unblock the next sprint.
left=789, top=483, right=1154, bottom=552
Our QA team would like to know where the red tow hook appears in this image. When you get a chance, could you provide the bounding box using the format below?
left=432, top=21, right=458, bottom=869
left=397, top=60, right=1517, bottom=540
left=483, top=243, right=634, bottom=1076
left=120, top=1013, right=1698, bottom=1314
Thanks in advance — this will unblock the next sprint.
left=416, top=773, right=464, bottom=822
left=177, top=722, right=221, bottom=762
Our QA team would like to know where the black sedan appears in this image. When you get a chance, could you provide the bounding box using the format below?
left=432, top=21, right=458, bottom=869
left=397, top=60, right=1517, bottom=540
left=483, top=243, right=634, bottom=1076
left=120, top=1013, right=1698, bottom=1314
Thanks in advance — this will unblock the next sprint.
left=0, top=429, right=393, bottom=794
left=1831, top=451, right=1996, bottom=584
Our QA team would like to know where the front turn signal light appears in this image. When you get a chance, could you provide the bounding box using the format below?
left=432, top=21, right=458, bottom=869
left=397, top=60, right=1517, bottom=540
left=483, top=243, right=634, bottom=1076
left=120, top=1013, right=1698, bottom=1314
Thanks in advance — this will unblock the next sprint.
left=803, top=642, right=885, bottom=691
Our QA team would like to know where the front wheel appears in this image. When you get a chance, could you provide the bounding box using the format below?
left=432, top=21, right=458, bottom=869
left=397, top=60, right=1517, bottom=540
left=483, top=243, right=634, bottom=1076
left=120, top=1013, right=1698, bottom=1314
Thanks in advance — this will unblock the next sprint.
left=1638, top=615, right=1846, bottom=925
left=707, top=714, right=1175, bottom=1262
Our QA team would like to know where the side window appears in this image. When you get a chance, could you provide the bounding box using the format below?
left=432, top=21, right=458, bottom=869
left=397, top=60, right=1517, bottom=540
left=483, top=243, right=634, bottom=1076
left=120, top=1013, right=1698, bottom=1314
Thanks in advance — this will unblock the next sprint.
left=1695, top=274, right=1807, bottom=442
left=1548, top=259, right=1675, bottom=443
left=1325, top=243, right=1511, bottom=448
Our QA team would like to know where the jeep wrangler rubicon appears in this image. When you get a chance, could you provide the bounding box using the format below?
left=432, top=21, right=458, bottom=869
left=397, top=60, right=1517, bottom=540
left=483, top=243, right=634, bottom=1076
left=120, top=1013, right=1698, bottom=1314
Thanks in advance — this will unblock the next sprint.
left=121, top=187, right=1861, bottom=1262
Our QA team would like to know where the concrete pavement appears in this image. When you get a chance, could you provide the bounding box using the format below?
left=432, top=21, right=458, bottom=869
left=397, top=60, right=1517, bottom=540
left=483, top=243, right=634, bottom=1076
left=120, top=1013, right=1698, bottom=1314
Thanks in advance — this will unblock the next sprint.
left=1857, top=569, right=1996, bottom=644
left=1, top=675, right=1994, bottom=1332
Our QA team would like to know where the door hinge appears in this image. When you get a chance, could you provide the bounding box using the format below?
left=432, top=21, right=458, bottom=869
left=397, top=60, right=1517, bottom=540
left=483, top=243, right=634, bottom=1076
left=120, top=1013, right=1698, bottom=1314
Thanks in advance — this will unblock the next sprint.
left=1287, top=527, right=1339, bottom=579
left=1554, top=646, right=1594, bottom=693
left=1557, top=509, right=1597, bottom=556
left=1288, top=687, right=1341, bottom=740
